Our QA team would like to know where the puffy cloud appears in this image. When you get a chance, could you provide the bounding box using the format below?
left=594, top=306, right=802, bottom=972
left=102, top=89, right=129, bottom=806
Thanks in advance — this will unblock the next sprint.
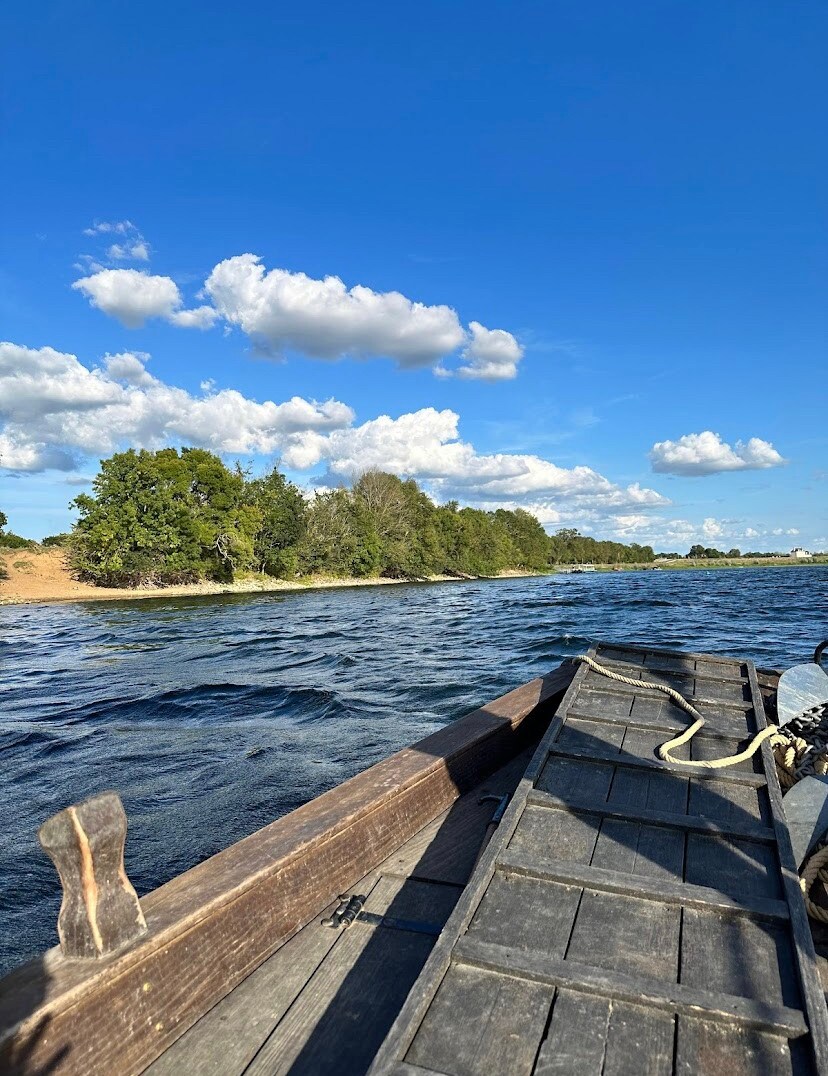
left=82, top=221, right=151, bottom=264
left=107, top=241, right=150, bottom=262
left=204, top=254, right=465, bottom=365
left=287, top=407, right=669, bottom=514
left=0, top=342, right=353, bottom=472
left=649, top=431, right=785, bottom=475
left=454, top=321, right=523, bottom=380
left=83, top=220, right=136, bottom=237
left=72, top=269, right=218, bottom=330
left=595, top=514, right=805, bottom=550
left=203, top=254, right=523, bottom=377
left=0, top=343, right=667, bottom=527
left=71, top=249, right=524, bottom=378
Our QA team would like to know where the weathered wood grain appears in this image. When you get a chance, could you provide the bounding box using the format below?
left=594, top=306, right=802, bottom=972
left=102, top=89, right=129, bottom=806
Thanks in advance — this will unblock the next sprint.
left=369, top=644, right=828, bottom=1075
left=452, top=939, right=807, bottom=1035
left=407, top=964, right=553, bottom=1076
left=0, top=663, right=575, bottom=1076
left=38, top=791, right=147, bottom=960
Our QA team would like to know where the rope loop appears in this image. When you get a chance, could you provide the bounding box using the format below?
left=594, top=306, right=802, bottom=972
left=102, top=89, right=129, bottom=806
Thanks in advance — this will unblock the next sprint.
left=574, top=654, right=778, bottom=770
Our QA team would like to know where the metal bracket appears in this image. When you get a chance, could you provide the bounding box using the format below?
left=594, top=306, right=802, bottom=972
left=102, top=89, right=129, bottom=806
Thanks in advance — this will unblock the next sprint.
left=321, top=893, right=366, bottom=929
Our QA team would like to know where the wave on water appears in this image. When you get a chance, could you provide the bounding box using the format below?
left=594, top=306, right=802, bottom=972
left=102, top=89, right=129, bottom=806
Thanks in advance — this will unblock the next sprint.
left=2, top=566, right=827, bottom=973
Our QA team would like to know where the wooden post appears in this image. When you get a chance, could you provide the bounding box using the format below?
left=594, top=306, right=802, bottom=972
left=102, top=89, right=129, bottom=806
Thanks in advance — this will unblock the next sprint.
left=38, top=791, right=147, bottom=959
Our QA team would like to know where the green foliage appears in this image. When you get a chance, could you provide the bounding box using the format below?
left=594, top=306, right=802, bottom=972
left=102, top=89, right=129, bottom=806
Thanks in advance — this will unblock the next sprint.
left=547, top=528, right=655, bottom=565
left=245, top=469, right=307, bottom=577
left=12, top=559, right=34, bottom=573
left=42, top=533, right=72, bottom=547
left=70, top=448, right=259, bottom=586
left=68, top=452, right=661, bottom=588
left=0, top=509, right=7, bottom=532
left=0, top=532, right=36, bottom=550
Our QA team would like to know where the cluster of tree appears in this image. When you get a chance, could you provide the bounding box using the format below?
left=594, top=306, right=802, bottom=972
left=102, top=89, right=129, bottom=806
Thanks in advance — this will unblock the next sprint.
left=63, top=448, right=658, bottom=588
left=686, top=545, right=744, bottom=559
left=684, top=546, right=796, bottom=559
left=548, top=528, right=655, bottom=566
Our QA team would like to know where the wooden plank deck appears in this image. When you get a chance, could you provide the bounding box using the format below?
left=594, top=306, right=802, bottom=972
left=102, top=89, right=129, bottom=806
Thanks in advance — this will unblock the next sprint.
left=370, top=643, right=828, bottom=1075
left=142, top=747, right=535, bottom=1075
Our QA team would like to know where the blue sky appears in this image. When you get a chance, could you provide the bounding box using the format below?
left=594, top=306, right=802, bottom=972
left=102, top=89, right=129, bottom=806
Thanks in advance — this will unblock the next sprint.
left=2, top=0, right=825, bottom=550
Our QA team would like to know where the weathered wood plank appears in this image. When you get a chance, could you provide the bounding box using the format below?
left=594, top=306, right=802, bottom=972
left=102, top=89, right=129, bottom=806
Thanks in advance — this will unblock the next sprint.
left=681, top=908, right=801, bottom=1009
left=684, top=833, right=781, bottom=900
left=534, top=989, right=610, bottom=1074
left=144, top=889, right=357, bottom=1076
left=674, top=1017, right=798, bottom=1075
left=465, top=873, right=581, bottom=958
left=526, top=788, right=776, bottom=844
left=452, top=938, right=808, bottom=1035
left=565, top=890, right=680, bottom=981
left=602, top=1002, right=675, bottom=1076
left=0, top=663, right=576, bottom=1076
left=508, top=801, right=601, bottom=865
left=406, top=964, right=553, bottom=1076
left=496, top=849, right=790, bottom=921
left=542, top=743, right=768, bottom=787
left=591, top=817, right=684, bottom=881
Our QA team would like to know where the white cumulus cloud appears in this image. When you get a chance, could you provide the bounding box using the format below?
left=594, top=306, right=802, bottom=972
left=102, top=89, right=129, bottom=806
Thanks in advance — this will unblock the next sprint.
left=649, top=430, right=785, bottom=475
left=72, top=269, right=218, bottom=330
left=283, top=407, right=669, bottom=515
left=72, top=250, right=524, bottom=379
left=0, top=342, right=353, bottom=472
left=204, top=254, right=468, bottom=366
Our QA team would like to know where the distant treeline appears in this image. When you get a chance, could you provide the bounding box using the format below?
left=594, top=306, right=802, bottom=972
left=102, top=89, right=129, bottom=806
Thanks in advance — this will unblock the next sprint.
left=43, top=447, right=656, bottom=587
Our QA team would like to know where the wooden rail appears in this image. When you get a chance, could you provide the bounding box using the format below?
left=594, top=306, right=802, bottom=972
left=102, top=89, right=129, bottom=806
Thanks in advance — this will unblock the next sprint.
left=0, top=662, right=575, bottom=1076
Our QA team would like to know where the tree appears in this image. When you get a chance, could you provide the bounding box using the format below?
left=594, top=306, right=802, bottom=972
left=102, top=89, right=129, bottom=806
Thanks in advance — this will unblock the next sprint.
left=494, top=508, right=549, bottom=571
left=688, top=544, right=706, bottom=558
left=70, top=448, right=258, bottom=585
left=246, top=469, right=306, bottom=577
left=727, top=548, right=741, bottom=559
left=298, top=488, right=381, bottom=577
left=0, top=510, right=6, bottom=534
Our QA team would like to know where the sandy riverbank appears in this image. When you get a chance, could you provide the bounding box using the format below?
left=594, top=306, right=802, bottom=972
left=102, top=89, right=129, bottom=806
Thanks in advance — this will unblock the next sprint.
left=0, top=547, right=536, bottom=606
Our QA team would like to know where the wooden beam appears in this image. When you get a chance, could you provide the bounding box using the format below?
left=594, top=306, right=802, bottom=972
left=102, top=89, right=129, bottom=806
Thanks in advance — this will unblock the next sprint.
left=453, top=938, right=808, bottom=1036
left=0, top=662, right=574, bottom=1076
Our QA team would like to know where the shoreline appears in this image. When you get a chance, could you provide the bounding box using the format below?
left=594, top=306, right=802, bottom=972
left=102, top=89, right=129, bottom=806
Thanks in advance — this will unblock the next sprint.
left=1, top=548, right=824, bottom=607
left=0, top=550, right=539, bottom=606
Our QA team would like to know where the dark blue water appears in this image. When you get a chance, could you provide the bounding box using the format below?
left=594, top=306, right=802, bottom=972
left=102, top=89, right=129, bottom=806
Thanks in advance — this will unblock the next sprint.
left=2, top=568, right=826, bottom=973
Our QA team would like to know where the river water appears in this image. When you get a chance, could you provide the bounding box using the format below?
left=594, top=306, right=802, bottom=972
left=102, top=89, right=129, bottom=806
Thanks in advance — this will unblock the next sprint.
left=2, top=567, right=826, bottom=973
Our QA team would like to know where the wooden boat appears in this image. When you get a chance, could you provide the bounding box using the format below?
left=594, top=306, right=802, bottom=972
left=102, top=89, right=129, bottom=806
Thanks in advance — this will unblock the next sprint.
left=2, top=643, right=827, bottom=1075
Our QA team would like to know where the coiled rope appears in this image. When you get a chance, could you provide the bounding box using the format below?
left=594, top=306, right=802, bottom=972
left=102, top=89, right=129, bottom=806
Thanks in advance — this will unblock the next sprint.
left=574, top=654, right=779, bottom=768
left=574, top=654, right=828, bottom=922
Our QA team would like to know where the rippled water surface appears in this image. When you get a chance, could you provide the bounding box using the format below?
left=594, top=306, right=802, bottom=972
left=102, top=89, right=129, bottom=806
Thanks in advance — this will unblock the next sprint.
left=2, top=567, right=826, bottom=973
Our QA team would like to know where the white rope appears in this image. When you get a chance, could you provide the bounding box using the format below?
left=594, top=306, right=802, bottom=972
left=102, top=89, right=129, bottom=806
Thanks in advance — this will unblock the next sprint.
left=574, top=654, right=779, bottom=769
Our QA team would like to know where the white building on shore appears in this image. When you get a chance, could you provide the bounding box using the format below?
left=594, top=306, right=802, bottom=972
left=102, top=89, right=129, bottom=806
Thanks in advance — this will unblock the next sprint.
left=790, top=547, right=812, bottom=559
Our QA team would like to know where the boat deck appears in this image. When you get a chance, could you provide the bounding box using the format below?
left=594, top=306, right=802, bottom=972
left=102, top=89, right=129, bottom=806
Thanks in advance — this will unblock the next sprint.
left=370, top=643, right=828, bottom=1075
left=143, top=746, right=533, bottom=1075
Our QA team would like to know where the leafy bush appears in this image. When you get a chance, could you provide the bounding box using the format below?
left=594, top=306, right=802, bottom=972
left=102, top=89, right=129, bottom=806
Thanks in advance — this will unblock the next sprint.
left=42, top=533, right=72, bottom=547
left=0, top=533, right=35, bottom=550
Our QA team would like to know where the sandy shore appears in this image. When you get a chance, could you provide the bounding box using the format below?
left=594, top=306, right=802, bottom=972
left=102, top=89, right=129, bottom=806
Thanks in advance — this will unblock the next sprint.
left=0, top=547, right=535, bottom=606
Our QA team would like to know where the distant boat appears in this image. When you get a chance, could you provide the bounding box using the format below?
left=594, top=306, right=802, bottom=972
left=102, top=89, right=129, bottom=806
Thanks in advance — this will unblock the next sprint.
left=570, top=562, right=596, bottom=573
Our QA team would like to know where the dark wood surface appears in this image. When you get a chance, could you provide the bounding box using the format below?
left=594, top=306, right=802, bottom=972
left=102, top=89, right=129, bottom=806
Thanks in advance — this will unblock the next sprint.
left=143, top=747, right=535, bottom=1075
left=370, top=644, right=828, bottom=1075
left=0, top=663, right=575, bottom=1076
